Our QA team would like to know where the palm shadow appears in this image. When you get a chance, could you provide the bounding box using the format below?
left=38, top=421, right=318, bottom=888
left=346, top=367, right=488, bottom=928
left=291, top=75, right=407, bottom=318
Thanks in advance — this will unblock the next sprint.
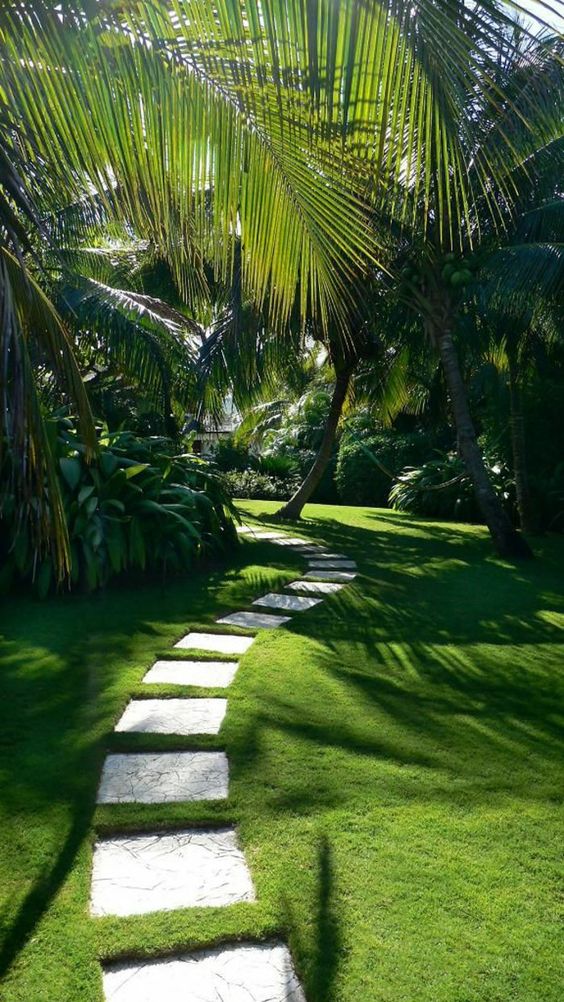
left=282, top=834, right=340, bottom=1002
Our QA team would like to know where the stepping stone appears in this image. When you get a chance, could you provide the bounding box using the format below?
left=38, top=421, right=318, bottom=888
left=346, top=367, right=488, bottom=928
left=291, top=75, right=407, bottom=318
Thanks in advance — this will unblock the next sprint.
left=308, top=559, right=357, bottom=569
left=278, top=541, right=328, bottom=553
left=304, top=569, right=357, bottom=582
left=175, top=631, right=254, bottom=655
left=286, top=579, right=345, bottom=594
left=291, top=547, right=329, bottom=556
left=143, top=659, right=238, bottom=688
left=217, top=611, right=291, bottom=630
left=253, top=592, right=322, bottom=612
left=97, top=751, right=229, bottom=803
left=306, top=551, right=350, bottom=560
left=272, top=536, right=310, bottom=547
left=114, top=698, right=227, bottom=735
left=246, top=530, right=286, bottom=540
left=103, top=941, right=306, bottom=1002
left=91, top=827, right=254, bottom=916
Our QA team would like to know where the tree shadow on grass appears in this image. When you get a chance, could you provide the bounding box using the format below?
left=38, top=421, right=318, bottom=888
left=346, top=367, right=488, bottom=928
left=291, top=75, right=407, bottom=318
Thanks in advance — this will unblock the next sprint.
left=0, top=801, right=95, bottom=980
left=239, top=627, right=563, bottom=818
left=0, top=546, right=288, bottom=979
left=231, top=510, right=564, bottom=812
left=282, top=834, right=340, bottom=1002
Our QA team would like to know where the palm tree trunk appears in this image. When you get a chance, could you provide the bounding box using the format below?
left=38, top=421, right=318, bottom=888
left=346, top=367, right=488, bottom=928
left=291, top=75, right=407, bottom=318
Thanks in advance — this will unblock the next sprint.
left=274, top=365, right=352, bottom=520
left=507, top=354, right=536, bottom=534
left=433, top=317, right=532, bottom=559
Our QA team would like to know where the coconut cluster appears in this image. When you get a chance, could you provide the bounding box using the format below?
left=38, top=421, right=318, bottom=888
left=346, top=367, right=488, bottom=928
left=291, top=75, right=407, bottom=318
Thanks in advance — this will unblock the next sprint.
left=440, top=252, right=480, bottom=288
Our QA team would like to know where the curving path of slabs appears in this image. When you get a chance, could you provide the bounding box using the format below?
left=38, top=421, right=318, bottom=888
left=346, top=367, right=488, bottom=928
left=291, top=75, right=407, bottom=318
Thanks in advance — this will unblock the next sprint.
left=93, top=524, right=357, bottom=1001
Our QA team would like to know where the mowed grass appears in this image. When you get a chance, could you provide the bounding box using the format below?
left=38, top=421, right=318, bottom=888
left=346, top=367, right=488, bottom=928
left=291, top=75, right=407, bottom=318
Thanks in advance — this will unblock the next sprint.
left=1, top=502, right=563, bottom=1002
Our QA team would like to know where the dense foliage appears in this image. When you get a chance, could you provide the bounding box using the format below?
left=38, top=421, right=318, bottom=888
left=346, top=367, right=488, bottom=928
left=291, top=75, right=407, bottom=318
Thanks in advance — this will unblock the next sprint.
left=0, top=425, right=236, bottom=596
left=0, top=2, right=562, bottom=570
left=389, top=453, right=514, bottom=523
left=335, top=430, right=439, bottom=507
left=223, top=468, right=300, bottom=501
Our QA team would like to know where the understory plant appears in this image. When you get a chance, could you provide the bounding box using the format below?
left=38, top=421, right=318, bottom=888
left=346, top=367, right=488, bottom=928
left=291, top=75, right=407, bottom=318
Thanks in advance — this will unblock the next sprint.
left=335, top=428, right=439, bottom=507
left=389, top=452, right=515, bottom=524
left=0, top=422, right=236, bottom=596
left=223, top=468, right=301, bottom=501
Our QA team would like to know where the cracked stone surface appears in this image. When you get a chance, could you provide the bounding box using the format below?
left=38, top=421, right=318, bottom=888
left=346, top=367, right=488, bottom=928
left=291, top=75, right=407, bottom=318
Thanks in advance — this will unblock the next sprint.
left=286, top=579, right=345, bottom=594
left=91, top=828, right=255, bottom=916
left=253, top=592, right=322, bottom=612
left=114, top=698, right=227, bottom=735
left=218, top=610, right=291, bottom=629
left=102, top=942, right=306, bottom=1002
left=143, top=659, right=238, bottom=688
left=308, top=559, right=357, bottom=569
left=97, top=752, right=229, bottom=804
left=304, top=569, right=357, bottom=582
left=174, top=631, right=254, bottom=655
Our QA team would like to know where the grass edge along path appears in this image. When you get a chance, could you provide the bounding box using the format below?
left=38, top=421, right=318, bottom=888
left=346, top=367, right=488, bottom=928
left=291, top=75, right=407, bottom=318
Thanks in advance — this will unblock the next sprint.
left=94, top=521, right=354, bottom=1000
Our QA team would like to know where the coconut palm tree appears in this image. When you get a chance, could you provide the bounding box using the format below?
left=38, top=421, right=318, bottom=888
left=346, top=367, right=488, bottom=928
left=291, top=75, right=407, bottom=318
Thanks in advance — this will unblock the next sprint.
left=378, top=21, right=562, bottom=557
left=2, top=0, right=562, bottom=560
left=477, top=196, right=564, bottom=532
left=0, top=133, right=96, bottom=574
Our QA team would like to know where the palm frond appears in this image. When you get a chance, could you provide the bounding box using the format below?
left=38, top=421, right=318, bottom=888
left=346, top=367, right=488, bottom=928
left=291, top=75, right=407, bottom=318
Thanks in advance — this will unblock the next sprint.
left=0, top=247, right=96, bottom=574
left=5, top=0, right=559, bottom=339
left=485, top=242, right=564, bottom=301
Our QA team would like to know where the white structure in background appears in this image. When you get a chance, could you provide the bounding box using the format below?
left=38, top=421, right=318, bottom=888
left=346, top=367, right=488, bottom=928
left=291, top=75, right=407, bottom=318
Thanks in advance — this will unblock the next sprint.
left=184, top=392, right=239, bottom=456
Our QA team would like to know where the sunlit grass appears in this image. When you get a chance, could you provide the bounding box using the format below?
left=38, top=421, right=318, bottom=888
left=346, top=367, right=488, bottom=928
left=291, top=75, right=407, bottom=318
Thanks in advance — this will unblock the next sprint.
left=1, top=503, right=563, bottom=1001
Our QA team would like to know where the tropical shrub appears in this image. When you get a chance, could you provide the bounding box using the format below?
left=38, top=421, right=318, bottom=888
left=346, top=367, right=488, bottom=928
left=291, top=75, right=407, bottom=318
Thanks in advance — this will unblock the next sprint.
left=389, top=452, right=515, bottom=523
left=256, top=452, right=301, bottom=479
left=531, top=462, right=564, bottom=532
left=224, top=469, right=301, bottom=501
left=0, top=422, right=236, bottom=596
left=214, top=436, right=251, bottom=472
left=335, top=430, right=437, bottom=506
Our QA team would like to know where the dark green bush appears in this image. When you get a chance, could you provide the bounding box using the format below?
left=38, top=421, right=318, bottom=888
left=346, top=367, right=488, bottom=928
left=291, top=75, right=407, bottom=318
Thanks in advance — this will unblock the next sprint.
left=0, top=423, right=236, bottom=596
left=256, top=452, right=300, bottom=479
left=224, top=468, right=301, bottom=501
left=335, top=430, right=436, bottom=506
left=214, top=436, right=251, bottom=471
left=389, top=452, right=514, bottom=523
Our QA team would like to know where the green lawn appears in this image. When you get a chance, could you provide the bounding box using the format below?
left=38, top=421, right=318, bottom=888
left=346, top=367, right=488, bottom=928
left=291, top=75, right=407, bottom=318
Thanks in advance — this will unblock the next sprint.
left=1, top=502, right=563, bottom=1001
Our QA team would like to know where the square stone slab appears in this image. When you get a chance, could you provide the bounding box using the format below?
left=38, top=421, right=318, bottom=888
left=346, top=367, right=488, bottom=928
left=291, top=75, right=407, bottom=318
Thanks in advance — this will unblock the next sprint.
left=103, top=941, right=306, bottom=1002
left=306, top=551, right=350, bottom=560
left=217, top=611, right=291, bottom=629
left=303, top=569, right=357, bottom=582
left=279, top=541, right=328, bottom=554
left=272, top=536, right=310, bottom=546
left=143, top=659, right=238, bottom=688
left=91, top=828, right=254, bottom=916
left=308, top=559, right=357, bottom=569
left=287, top=579, right=345, bottom=594
left=114, top=698, right=227, bottom=735
left=246, top=530, right=286, bottom=540
left=175, top=632, right=254, bottom=655
left=253, top=592, right=322, bottom=612
left=97, top=751, right=229, bottom=804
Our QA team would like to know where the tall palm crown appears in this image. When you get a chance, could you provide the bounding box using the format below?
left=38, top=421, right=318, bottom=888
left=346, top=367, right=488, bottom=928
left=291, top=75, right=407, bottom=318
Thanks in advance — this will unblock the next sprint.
left=4, top=2, right=559, bottom=324
left=1, top=0, right=562, bottom=565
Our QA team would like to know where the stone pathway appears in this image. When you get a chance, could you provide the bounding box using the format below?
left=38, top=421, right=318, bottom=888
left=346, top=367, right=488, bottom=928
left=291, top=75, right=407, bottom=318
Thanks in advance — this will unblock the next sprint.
left=93, top=524, right=357, bottom=1000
